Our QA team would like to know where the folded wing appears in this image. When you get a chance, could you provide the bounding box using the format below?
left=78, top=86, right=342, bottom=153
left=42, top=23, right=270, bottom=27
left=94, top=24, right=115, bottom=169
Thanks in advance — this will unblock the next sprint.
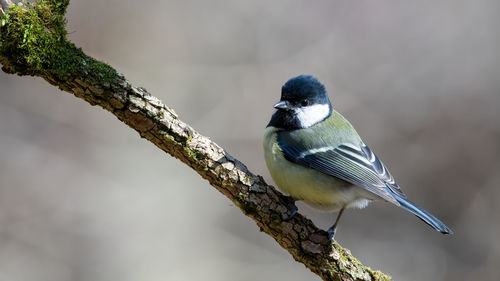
left=277, top=133, right=406, bottom=205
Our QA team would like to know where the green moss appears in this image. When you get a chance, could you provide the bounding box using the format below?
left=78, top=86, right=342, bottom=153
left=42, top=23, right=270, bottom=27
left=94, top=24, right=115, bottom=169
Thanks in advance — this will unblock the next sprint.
left=235, top=192, right=258, bottom=216
left=322, top=243, right=391, bottom=281
left=185, top=147, right=199, bottom=160
left=0, top=0, right=117, bottom=84
left=184, top=145, right=205, bottom=162
left=268, top=227, right=279, bottom=237
left=368, top=269, right=391, bottom=281
left=1, top=12, right=10, bottom=27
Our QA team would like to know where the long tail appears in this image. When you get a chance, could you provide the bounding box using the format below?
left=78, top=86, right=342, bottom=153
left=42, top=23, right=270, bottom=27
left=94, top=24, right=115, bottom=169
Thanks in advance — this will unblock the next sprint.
left=388, top=189, right=453, bottom=234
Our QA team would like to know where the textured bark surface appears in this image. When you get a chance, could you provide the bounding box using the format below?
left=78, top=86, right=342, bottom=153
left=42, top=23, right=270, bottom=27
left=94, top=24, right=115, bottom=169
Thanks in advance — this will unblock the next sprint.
left=0, top=1, right=391, bottom=280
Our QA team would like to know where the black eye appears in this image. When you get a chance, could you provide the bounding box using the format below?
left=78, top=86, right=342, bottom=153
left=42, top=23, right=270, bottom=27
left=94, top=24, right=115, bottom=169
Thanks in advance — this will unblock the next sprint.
left=300, top=99, right=309, bottom=106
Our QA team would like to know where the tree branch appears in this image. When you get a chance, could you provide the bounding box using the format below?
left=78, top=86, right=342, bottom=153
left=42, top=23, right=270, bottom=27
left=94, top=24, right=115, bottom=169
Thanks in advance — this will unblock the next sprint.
left=0, top=1, right=390, bottom=280
left=0, top=0, right=12, bottom=16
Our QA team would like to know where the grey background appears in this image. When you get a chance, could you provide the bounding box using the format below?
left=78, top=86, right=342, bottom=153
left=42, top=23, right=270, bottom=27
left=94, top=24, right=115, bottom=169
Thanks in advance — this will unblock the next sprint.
left=1, top=1, right=499, bottom=280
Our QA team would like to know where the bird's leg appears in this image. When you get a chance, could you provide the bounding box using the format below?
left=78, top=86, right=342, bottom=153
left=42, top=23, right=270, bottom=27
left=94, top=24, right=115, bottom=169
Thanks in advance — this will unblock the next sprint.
left=282, top=195, right=298, bottom=221
left=327, top=206, right=346, bottom=240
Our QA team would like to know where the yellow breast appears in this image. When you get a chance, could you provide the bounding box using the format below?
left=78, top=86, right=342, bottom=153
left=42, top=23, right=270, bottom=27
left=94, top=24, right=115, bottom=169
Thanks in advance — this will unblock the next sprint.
left=263, top=127, right=369, bottom=211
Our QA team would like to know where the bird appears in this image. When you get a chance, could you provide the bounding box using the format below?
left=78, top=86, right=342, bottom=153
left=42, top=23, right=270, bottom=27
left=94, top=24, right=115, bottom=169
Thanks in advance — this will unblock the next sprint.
left=263, top=74, right=452, bottom=239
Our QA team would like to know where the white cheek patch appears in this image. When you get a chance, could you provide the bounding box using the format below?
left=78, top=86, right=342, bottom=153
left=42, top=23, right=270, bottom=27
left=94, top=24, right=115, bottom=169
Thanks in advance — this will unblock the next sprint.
left=295, top=104, right=330, bottom=128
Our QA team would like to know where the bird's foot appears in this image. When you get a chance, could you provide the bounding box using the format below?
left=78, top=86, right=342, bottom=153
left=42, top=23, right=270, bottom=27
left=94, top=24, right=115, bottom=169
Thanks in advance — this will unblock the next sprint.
left=326, top=207, right=344, bottom=240
left=282, top=196, right=298, bottom=221
left=327, top=227, right=336, bottom=241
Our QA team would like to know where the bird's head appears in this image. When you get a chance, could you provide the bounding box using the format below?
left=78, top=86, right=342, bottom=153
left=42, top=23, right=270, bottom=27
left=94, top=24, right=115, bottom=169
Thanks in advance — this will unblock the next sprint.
left=268, top=75, right=332, bottom=130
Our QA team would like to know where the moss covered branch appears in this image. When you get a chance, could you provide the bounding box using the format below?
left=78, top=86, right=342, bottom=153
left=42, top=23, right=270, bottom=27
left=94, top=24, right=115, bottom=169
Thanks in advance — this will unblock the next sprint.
left=0, top=1, right=390, bottom=280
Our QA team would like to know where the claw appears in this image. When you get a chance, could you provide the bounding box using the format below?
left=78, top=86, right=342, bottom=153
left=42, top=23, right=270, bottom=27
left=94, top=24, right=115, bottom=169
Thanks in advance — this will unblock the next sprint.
left=327, top=206, right=345, bottom=240
left=282, top=196, right=298, bottom=221
left=327, top=227, right=336, bottom=241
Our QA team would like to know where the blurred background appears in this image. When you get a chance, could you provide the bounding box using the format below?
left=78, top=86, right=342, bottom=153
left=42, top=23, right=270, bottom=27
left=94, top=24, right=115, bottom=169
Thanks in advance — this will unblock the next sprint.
left=1, top=0, right=499, bottom=280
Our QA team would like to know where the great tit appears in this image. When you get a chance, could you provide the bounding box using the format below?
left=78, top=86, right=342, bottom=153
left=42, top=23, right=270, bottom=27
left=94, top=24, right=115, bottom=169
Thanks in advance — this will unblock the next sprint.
left=263, top=75, right=452, bottom=239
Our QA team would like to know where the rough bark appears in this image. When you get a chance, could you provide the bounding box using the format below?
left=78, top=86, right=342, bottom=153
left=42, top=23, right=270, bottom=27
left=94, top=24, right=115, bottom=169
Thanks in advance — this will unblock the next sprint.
left=0, top=1, right=391, bottom=280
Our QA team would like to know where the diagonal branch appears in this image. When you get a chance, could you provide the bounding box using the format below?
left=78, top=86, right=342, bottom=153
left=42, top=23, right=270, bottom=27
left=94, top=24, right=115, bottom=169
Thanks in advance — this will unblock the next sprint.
left=0, top=0, right=12, bottom=15
left=0, top=1, right=390, bottom=280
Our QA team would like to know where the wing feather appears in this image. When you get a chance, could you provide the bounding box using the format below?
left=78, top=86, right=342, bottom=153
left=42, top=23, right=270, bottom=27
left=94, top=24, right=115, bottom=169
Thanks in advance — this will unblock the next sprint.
left=277, top=133, right=406, bottom=205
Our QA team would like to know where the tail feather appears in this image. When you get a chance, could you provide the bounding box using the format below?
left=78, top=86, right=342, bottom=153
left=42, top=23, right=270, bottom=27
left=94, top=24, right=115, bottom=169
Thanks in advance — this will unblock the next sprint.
left=388, top=189, right=453, bottom=234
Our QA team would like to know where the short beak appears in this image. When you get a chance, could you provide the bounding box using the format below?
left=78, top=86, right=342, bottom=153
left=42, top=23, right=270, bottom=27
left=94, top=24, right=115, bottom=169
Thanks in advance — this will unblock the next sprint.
left=273, top=100, right=289, bottom=110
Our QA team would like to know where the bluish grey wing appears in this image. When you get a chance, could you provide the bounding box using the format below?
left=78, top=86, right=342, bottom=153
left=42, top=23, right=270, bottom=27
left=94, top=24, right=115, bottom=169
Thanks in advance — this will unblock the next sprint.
left=337, top=142, right=406, bottom=199
left=277, top=135, right=405, bottom=205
